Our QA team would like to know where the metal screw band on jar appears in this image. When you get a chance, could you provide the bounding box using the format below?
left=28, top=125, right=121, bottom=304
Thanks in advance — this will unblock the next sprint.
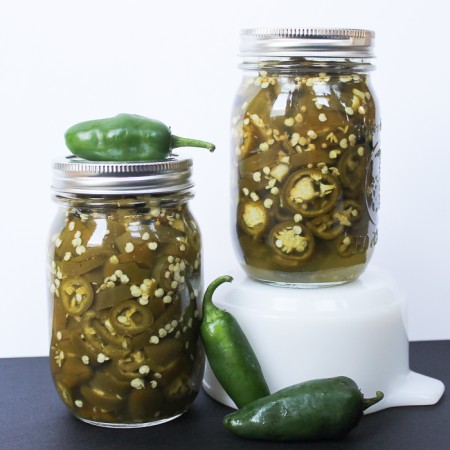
left=52, top=157, right=193, bottom=195
left=240, top=28, right=375, bottom=58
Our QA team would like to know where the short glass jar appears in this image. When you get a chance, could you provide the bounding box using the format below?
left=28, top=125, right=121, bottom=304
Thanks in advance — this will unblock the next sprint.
left=232, top=28, right=381, bottom=287
left=48, top=157, right=204, bottom=428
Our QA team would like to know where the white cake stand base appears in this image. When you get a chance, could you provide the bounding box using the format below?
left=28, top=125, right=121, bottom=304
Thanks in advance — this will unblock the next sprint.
left=202, top=266, right=444, bottom=413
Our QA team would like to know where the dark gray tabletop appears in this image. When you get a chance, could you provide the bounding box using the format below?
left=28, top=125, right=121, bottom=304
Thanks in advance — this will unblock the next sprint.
left=1, top=341, right=448, bottom=450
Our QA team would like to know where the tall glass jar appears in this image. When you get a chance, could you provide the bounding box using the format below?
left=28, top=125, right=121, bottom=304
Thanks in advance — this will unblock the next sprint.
left=232, top=28, right=380, bottom=287
left=48, top=158, right=204, bottom=428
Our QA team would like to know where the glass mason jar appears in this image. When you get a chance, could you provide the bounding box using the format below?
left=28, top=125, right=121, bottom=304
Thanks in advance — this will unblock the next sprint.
left=48, top=158, right=204, bottom=428
left=232, top=28, right=381, bottom=287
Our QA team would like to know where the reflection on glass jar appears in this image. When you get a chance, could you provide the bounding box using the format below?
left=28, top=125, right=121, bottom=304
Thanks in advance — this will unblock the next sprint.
left=232, top=29, right=381, bottom=287
left=48, top=158, right=204, bottom=428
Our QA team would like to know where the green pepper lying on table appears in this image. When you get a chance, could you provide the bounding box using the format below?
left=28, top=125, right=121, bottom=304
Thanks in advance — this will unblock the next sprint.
left=200, top=275, right=384, bottom=441
left=65, top=113, right=215, bottom=161
left=223, top=376, right=384, bottom=441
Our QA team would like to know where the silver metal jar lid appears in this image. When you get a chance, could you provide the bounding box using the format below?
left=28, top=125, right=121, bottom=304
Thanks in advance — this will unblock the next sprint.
left=240, top=28, right=375, bottom=58
left=52, top=157, right=193, bottom=195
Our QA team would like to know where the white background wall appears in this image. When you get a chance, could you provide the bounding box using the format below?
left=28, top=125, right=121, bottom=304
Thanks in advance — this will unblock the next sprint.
left=1, top=0, right=448, bottom=358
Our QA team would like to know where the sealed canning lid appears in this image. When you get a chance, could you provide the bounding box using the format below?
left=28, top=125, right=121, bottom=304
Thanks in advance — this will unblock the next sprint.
left=52, top=157, right=193, bottom=195
left=240, top=28, right=375, bottom=58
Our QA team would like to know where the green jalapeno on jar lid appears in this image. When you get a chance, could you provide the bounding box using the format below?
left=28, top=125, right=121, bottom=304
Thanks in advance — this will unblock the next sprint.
left=65, top=113, right=215, bottom=162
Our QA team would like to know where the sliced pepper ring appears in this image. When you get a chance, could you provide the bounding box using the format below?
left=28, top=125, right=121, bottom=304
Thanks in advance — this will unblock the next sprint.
left=60, top=276, right=93, bottom=316
left=109, top=299, right=154, bottom=336
left=337, top=235, right=356, bottom=258
left=81, top=311, right=130, bottom=359
left=268, top=221, right=315, bottom=261
left=238, top=200, right=269, bottom=237
left=282, top=168, right=341, bottom=218
left=338, top=146, right=368, bottom=191
left=306, top=212, right=344, bottom=240
left=341, top=200, right=362, bottom=224
left=273, top=196, right=295, bottom=222
left=113, top=350, right=148, bottom=380
left=92, top=310, right=130, bottom=349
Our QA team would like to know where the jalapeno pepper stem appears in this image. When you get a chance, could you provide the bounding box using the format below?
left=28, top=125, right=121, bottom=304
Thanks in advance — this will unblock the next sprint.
left=362, top=391, right=384, bottom=410
left=202, top=275, right=233, bottom=319
left=171, top=135, right=216, bottom=152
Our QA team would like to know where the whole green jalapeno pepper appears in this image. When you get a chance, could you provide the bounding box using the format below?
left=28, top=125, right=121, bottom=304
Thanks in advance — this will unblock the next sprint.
left=65, top=113, right=215, bottom=161
left=223, top=376, right=384, bottom=441
left=200, top=275, right=270, bottom=408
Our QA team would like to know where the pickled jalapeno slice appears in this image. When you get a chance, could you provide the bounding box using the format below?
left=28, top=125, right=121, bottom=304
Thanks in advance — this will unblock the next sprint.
left=92, top=310, right=130, bottom=348
left=60, top=276, right=93, bottom=316
left=80, top=384, right=125, bottom=412
left=338, top=146, right=367, bottom=190
left=113, top=350, right=148, bottom=379
left=238, top=200, right=270, bottom=237
left=282, top=169, right=341, bottom=217
left=306, top=212, right=344, bottom=240
left=269, top=221, right=315, bottom=261
left=339, top=200, right=362, bottom=225
left=109, top=300, right=154, bottom=336
left=337, top=235, right=356, bottom=257
left=81, top=311, right=130, bottom=360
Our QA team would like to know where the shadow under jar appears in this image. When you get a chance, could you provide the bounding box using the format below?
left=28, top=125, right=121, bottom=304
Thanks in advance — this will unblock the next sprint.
left=232, top=28, right=381, bottom=287
left=48, top=158, right=204, bottom=428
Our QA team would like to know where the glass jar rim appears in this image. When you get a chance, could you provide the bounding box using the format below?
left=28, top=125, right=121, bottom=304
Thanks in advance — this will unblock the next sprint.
left=240, top=28, right=375, bottom=58
left=51, top=156, right=193, bottom=196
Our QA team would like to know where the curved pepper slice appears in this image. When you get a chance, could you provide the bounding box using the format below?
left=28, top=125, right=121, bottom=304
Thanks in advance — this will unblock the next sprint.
left=307, top=212, right=344, bottom=240
left=239, top=145, right=287, bottom=176
left=112, top=350, right=148, bottom=380
left=127, top=386, right=164, bottom=419
left=60, top=276, right=93, bottom=316
left=337, top=235, right=356, bottom=257
left=80, top=384, right=125, bottom=412
left=59, top=357, right=94, bottom=389
left=282, top=169, right=341, bottom=217
left=92, top=310, right=130, bottom=349
left=338, top=146, right=368, bottom=191
left=272, top=196, right=295, bottom=222
left=60, top=248, right=114, bottom=276
left=81, top=311, right=131, bottom=360
left=109, top=300, right=154, bottom=336
left=340, top=200, right=362, bottom=224
left=269, top=221, right=315, bottom=261
left=238, top=200, right=270, bottom=237
left=144, top=338, right=183, bottom=371
left=90, top=368, right=131, bottom=396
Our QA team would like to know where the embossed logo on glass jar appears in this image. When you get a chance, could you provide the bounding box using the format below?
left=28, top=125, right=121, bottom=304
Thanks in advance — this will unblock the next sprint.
left=365, top=144, right=381, bottom=225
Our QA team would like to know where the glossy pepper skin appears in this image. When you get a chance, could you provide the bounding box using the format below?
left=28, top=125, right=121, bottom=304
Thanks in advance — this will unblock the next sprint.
left=65, top=113, right=215, bottom=161
left=200, top=276, right=270, bottom=408
left=223, top=376, right=384, bottom=441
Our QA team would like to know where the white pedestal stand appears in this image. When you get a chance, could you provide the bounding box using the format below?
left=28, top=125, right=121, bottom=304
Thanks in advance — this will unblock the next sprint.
left=203, top=266, right=444, bottom=413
